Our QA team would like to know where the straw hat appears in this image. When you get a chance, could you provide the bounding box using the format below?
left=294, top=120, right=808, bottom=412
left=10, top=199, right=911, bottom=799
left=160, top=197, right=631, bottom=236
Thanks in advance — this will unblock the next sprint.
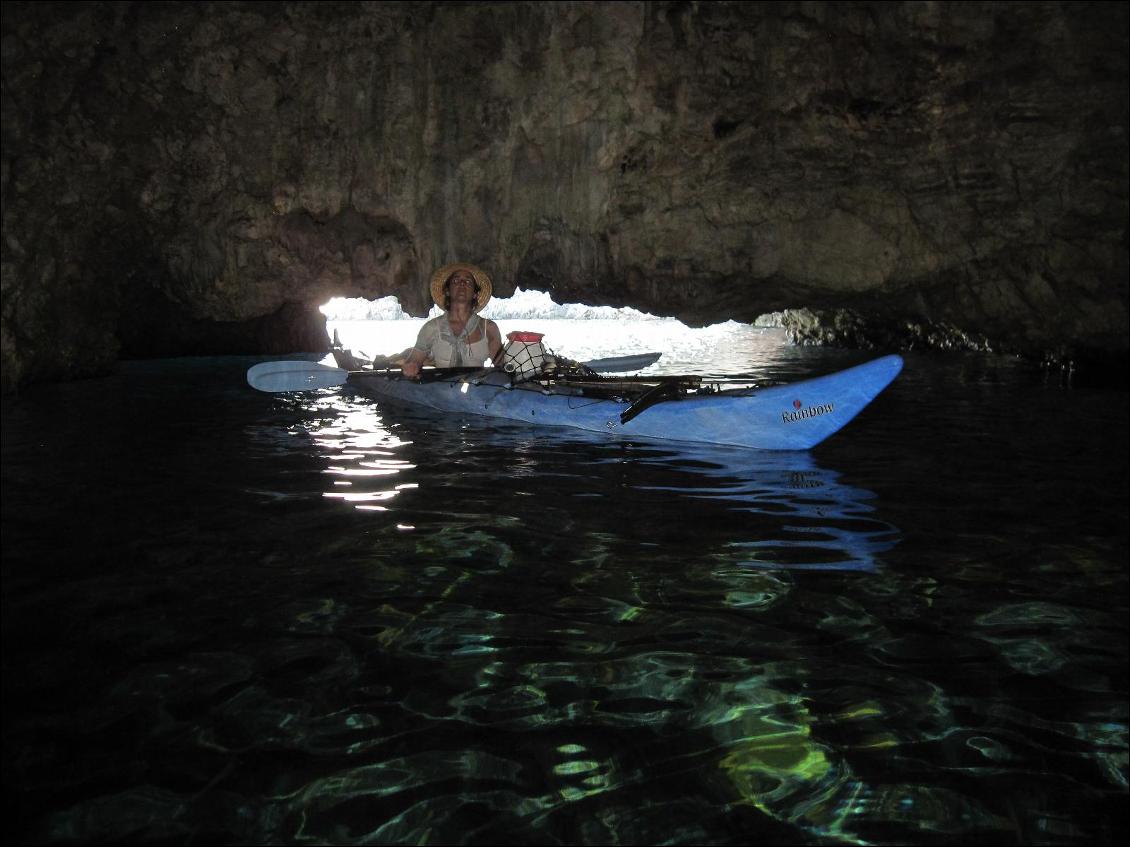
left=429, top=262, right=493, bottom=313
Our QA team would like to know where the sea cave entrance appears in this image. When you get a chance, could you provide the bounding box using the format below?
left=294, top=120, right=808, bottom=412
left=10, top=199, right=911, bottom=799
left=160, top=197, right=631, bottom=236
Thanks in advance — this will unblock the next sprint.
left=319, top=289, right=788, bottom=377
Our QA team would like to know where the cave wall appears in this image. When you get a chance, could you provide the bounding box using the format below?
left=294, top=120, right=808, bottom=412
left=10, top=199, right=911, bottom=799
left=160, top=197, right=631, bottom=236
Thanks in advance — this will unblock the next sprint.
left=2, top=1, right=1126, bottom=391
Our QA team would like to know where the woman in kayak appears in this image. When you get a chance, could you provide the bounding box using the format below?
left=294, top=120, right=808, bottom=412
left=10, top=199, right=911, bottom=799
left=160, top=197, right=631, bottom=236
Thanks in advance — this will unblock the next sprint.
left=400, top=262, right=504, bottom=378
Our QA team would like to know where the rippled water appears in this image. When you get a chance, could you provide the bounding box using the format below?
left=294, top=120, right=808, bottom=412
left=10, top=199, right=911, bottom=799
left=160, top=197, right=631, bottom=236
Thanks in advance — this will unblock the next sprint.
left=2, top=329, right=1127, bottom=845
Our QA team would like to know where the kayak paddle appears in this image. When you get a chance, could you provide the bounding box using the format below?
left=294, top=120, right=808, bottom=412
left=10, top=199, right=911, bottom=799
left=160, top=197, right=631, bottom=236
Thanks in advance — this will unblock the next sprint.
left=581, top=352, right=661, bottom=372
left=247, top=360, right=349, bottom=392
left=248, top=352, right=662, bottom=393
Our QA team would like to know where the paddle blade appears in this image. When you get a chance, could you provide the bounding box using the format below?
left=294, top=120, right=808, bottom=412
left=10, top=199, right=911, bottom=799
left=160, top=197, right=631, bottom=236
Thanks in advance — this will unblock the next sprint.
left=247, top=361, right=348, bottom=393
left=582, top=352, right=662, bottom=373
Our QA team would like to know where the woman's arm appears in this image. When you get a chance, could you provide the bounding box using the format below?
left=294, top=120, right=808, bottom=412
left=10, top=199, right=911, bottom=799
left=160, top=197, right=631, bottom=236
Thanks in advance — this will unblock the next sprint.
left=400, top=347, right=428, bottom=378
left=401, top=320, right=438, bottom=378
left=486, top=319, right=504, bottom=366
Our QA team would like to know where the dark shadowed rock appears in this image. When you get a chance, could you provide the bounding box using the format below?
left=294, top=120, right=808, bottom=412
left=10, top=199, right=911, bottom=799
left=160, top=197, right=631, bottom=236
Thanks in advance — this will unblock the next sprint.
left=2, top=1, right=1126, bottom=392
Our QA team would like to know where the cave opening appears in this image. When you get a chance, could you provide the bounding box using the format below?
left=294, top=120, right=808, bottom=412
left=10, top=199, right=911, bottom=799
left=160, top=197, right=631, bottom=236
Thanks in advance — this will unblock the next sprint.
left=319, top=289, right=789, bottom=374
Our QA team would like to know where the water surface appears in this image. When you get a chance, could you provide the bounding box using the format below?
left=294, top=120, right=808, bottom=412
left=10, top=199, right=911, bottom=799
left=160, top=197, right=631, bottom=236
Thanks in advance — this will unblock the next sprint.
left=2, top=329, right=1126, bottom=844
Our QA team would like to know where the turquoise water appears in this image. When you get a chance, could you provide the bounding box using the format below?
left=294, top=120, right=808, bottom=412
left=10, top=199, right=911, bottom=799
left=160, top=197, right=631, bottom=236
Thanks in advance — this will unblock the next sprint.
left=2, top=333, right=1126, bottom=844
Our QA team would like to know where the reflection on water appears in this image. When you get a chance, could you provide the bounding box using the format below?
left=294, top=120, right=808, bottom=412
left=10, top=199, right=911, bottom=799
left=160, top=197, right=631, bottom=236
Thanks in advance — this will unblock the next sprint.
left=2, top=351, right=1126, bottom=845
left=304, top=393, right=900, bottom=575
left=237, top=395, right=894, bottom=843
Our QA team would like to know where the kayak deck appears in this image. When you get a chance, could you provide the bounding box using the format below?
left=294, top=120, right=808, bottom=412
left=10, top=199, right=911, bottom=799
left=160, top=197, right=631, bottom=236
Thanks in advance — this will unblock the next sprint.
left=344, top=355, right=904, bottom=450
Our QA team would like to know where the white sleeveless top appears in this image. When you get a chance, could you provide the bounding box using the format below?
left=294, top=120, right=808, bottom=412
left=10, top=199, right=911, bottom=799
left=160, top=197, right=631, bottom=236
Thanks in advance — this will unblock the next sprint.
left=413, top=314, right=492, bottom=367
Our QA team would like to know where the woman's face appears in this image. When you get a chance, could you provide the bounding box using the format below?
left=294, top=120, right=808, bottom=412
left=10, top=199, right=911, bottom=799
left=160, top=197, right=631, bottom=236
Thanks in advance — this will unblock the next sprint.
left=447, top=271, right=477, bottom=303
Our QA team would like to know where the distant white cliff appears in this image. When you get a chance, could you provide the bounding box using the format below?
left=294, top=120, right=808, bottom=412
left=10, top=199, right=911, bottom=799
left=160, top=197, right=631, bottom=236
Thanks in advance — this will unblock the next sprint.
left=321, top=288, right=664, bottom=321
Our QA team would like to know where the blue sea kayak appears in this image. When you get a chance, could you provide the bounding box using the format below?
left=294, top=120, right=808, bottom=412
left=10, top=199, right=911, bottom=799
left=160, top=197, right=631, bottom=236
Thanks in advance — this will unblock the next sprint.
left=347, top=355, right=903, bottom=450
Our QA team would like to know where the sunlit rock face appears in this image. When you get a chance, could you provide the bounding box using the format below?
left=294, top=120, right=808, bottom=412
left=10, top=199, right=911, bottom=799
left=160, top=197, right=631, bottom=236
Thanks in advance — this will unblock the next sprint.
left=2, top=1, right=1126, bottom=391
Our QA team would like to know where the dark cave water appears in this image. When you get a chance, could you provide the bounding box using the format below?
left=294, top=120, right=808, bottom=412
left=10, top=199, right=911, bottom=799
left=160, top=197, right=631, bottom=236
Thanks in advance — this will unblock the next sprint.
left=2, top=341, right=1126, bottom=845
